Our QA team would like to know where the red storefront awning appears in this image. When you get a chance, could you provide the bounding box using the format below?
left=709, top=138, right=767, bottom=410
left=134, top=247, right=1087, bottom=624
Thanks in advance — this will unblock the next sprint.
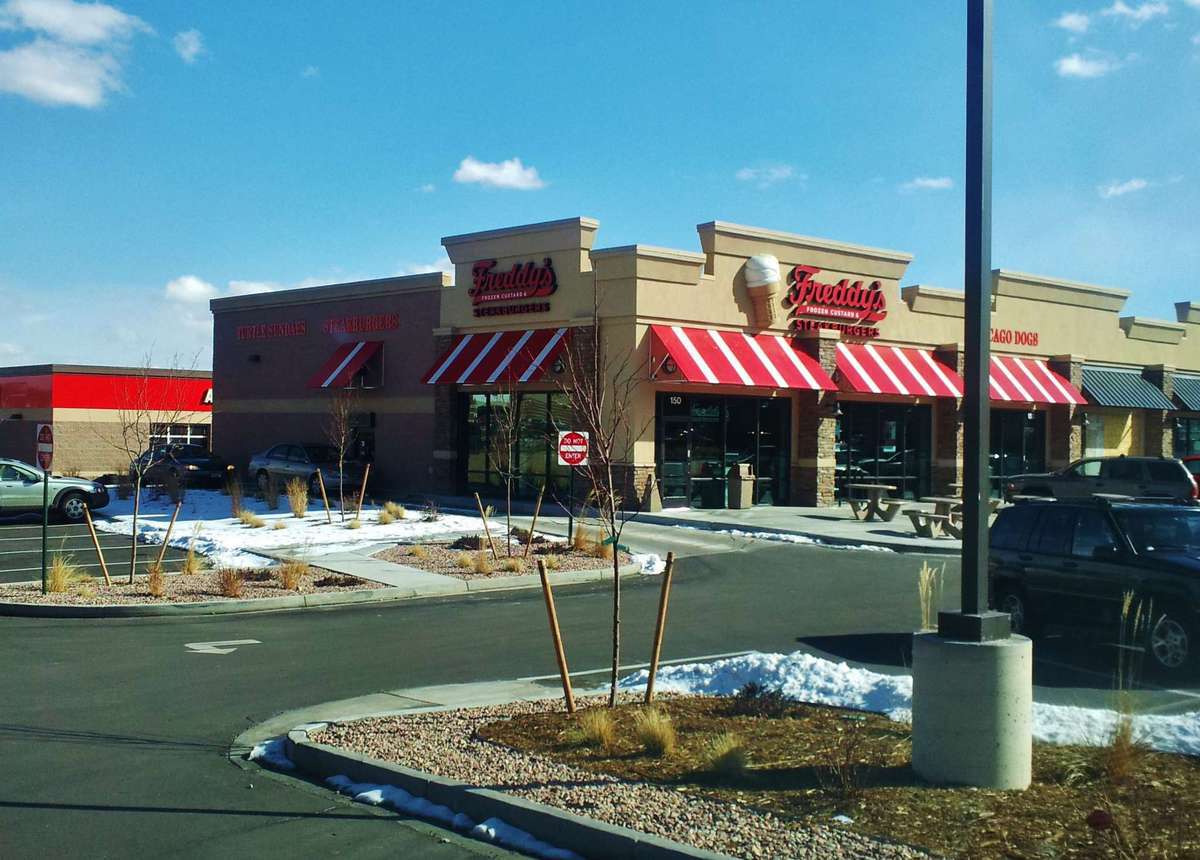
left=649, top=325, right=835, bottom=390
left=836, top=343, right=963, bottom=397
left=990, top=354, right=1085, bottom=405
left=307, top=341, right=383, bottom=389
left=423, top=327, right=570, bottom=385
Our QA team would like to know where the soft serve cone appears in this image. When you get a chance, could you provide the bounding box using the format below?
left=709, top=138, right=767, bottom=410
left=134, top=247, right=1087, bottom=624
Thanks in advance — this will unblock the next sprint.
left=744, top=254, right=781, bottom=327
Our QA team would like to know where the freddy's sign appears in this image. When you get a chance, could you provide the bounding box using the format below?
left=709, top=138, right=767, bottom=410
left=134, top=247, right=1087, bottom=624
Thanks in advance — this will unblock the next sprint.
left=469, top=258, right=557, bottom=317
left=784, top=264, right=886, bottom=339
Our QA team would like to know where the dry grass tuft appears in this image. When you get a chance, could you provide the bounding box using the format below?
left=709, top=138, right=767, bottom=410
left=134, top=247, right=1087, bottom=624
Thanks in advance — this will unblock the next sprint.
left=917, top=560, right=944, bottom=631
left=383, top=501, right=406, bottom=519
left=540, top=554, right=562, bottom=571
left=163, top=470, right=185, bottom=505
left=701, top=732, right=749, bottom=778
left=408, top=545, right=430, bottom=560
left=633, top=707, right=677, bottom=757
left=237, top=510, right=265, bottom=528
left=346, top=518, right=362, bottom=530
left=272, top=520, right=287, bottom=531
left=182, top=524, right=206, bottom=575
left=146, top=562, right=166, bottom=597
left=498, top=556, right=525, bottom=573
left=218, top=569, right=243, bottom=598
left=589, top=539, right=614, bottom=560
left=1105, top=592, right=1150, bottom=786
left=285, top=478, right=308, bottom=518
left=568, top=709, right=615, bottom=752
left=472, top=551, right=491, bottom=575
left=227, top=475, right=244, bottom=517
left=571, top=525, right=593, bottom=553
left=263, top=473, right=280, bottom=511
left=47, top=554, right=90, bottom=594
left=377, top=509, right=395, bottom=525
left=277, top=560, right=307, bottom=591
left=455, top=552, right=475, bottom=570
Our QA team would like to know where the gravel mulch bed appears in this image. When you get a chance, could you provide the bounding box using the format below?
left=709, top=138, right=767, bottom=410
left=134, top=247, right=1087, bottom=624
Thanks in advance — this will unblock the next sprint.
left=0, top=568, right=368, bottom=605
left=312, top=695, right=929, bottom=860
left=373, top=536, right=633, bottom=580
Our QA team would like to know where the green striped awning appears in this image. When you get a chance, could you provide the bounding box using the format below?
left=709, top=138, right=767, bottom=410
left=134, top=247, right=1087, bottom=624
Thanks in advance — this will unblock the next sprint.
left=1174, top=375, right=1200, bottom=412
left=1081, top=366, right=1174, bottom=411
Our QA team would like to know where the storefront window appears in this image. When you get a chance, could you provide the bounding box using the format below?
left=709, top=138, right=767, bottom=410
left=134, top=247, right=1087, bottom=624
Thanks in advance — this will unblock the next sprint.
left=990, top=410, right=1046, bottom=495
left=836, top=404, right=931, bottom=500
left=1175, top=418, right=1200, bottom=457
left=149, top=423, right=210, bottom=449
left=460, top=392, right=572, bottom=500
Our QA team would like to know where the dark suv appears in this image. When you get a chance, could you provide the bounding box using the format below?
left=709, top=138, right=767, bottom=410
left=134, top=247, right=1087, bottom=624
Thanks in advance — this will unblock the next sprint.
left=989, top=499, right=1199, bottom=677
left=1005, top=455, right=1197, bottom=503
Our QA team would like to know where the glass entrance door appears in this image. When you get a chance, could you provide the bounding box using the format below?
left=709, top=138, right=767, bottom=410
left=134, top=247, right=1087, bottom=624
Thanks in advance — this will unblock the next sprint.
left=836, top=403, right=932, bottom=500
left=990, top=410, right=1046, bottom=495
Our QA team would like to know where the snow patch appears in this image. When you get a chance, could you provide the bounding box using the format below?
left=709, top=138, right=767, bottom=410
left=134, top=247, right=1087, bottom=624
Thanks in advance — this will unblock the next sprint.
left=633, top=553, right=666, bottom=575
left=470, top=817, right=583, bottom=860
left=248, top=738, right=294, bottom=771
left=620, top=650, right=1200, bottom=756
left=713, top=528, right=895, bottom=553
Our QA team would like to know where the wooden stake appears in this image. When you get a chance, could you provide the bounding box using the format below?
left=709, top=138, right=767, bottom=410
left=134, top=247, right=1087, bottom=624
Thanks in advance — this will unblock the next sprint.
left=154, top=501, right=183, bottom=569
left=475, top=492, right=499, bottom=559
left=644, top=551, right=676, bottom=705
left=82, top=503, right=111, bottom=586
left=354, top=463, right=371, bottom=520
left=316, top=470, right=332, bottom=524
left=524, top=483, right=545, bottom=559
left=537, top=559, right=575, bottom=713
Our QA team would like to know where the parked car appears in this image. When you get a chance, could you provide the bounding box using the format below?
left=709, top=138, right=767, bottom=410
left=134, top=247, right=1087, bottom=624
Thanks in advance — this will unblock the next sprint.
left=130, top=444, right=228, bottom=488
left=247, top=444, right=367, bottom=495
left=1004, top=455, right=1198, bottom=503
left=0, top=458, right=109, bottom=522
left=989, top=499, right=1200, bottom=677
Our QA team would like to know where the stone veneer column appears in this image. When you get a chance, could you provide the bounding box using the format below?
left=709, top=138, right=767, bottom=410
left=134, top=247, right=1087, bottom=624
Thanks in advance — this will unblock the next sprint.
left=1143, top=364, right=1176, bottom=458
left=792, top=329, right=839, bottom=506
left=430, top=330, right=460, bottom=493
left=933, top=343, right=964, bottom=493
left=1047, top=354, right=1084, bottom=468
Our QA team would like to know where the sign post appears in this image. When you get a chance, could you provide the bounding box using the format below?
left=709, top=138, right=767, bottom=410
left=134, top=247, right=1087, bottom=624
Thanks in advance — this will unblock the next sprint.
left=556, top=431, right=589, bottom=543
left=36, top=424, right=53, bottom=594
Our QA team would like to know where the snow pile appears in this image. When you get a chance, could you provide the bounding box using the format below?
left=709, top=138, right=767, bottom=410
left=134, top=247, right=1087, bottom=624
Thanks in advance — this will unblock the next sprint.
left=714, top=529, right=895, bottom=553
left=620, top=650, right=1200, bottom=757
left=94, top=490, right=487, bottom=569
left=248, top=738, right=295, bottom=771
left=632, top=553, right=666, bottom=575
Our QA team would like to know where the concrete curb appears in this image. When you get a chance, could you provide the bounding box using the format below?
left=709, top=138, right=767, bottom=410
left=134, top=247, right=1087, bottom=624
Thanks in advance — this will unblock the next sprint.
left=284, top=727, right=728, bottom=860
left=634, top=513, right=961, bottom=555
left=0, top=562, right=644, bottom=618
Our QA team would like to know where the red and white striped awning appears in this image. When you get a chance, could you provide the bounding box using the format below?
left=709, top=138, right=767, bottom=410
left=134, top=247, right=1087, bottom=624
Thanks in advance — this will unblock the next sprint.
left=648, top=325, right=835, bottom=390
left=307, top=341, right=382, bottom=389
left=836, top=343, right=963, bottom=398
left=990, top=354, right=1085, bottom=404
left=423, top=327, right=570, bottom=385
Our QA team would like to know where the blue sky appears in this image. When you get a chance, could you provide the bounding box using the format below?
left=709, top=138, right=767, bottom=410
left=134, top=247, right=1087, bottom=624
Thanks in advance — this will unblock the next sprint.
left=1, top=0, right=1197, bottom=369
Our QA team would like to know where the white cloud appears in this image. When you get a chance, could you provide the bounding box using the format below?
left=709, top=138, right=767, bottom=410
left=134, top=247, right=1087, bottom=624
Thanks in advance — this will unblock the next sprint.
left=227, top=280, right=280, bottom=296
left=453, top=155, right=545, bottom=190
left=172, top=29, right=204, bottom=64
left=0, top=37, right=120, bottom=106
left=300, top=64, right=319, bottom=78
left=1054, top=52, right=1120, bottom=77
left=165, top=275, right=218, bottom=303
left=1098, top=177, right=1148, bottom=198
left=1054, top=11, right=1090, bottom=33
left=0, top=341, right=23, bottom=358
left=1101, top=1, right=1169, bottom=26
left=398, top=255, right=453, bottom=276
left=416, top=183, right=436, bottom=193
left=899, top=176, right=954, bottom=192
left=1192, top=32, right=1200, bottom=44
left=735, top=164, right=801, bottom=189
left=0, top=0, right=150, bottom=45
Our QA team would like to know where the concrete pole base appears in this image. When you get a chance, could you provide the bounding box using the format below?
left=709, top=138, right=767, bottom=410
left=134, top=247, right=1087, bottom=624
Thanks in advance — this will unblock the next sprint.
left=911, top=632, right=1032, bottom=790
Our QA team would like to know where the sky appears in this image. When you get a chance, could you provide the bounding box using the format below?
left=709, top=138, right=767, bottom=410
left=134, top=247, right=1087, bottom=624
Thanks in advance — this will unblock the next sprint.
left=0, top=0, right=1197, bottom=370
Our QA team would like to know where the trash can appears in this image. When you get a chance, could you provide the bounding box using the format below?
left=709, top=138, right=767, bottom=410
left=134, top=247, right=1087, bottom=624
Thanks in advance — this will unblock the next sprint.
left=727, top=463, right=755, bottom=509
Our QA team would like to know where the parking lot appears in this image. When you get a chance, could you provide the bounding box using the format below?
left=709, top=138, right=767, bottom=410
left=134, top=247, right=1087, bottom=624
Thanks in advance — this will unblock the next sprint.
left=0, top=516, right=188, bottom=585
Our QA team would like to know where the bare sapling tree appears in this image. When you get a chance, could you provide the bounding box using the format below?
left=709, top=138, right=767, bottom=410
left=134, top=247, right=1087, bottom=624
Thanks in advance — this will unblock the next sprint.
left=488, top=380, right=521, bottom=556
left=97, top=352, right=202, bottom=583
left=556, top=289, right=652, bottom=707
left=324, top=389, right=357, bottom=523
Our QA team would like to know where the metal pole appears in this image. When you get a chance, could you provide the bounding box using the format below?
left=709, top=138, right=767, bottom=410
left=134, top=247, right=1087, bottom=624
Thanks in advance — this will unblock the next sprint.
left=41, top=468, right=49, bottom=594
left=961, top=0, right=993, bottom=620
left=567, top=467, right=575, bottom=544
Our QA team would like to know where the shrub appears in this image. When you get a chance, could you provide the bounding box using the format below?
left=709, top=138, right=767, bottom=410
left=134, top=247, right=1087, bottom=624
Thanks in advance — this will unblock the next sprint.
left=729, top=681, right=793, bottom=718
left=47, top=554, right=88, bottom=594
left=285, top=478, right=308, bottom=518
left=452, top=534, right=483, bottom=551
left=277, top=560, right=307, bottom=591
left=568, top=709, right=615, bottom=752
left=346, top=518, right=362, bottom=530
left=243, top=569, right=273, bottom=582
left=146, top=562, right=166, bottom=597
left=633, top=707, right=676, bottom=757
left=377, top=509, right=395, bottom=525
left=816, top=714, right=870, bottom=799
left=701, top=732, right=748, bottom=778
left=218, top=569, right=243, bottom=598
left=237, top=510, right=265, bottom=528
left=227, top=475, right=244, bottom=517
left=315, top=574, right=358, bottom=588
left=510, top=526, right=531, bottom=543
left=408, top=545, right=430, bottom=560
left=498, top=556, right=524, bottom=573
left=455, top=552, right=475, bottom=570
left=383, top=501, right=406, bottom=519
left=472, top=551, right=491, bottom=575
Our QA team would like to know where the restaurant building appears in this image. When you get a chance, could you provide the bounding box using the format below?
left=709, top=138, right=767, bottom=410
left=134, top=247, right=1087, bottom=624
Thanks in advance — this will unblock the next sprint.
left=0, top=364, right=213, bottom=476
left=210, top=216, right=1200, bottom=508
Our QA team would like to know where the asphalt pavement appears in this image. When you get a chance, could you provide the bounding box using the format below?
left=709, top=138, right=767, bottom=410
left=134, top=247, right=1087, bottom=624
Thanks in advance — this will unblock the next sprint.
left=0, top=518, right=189, bottom=585
left=1, top=529, right=1196, bottom=858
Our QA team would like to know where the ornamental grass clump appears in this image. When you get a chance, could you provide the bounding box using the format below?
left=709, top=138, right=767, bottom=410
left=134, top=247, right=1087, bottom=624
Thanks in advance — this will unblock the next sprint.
left=377, top=509, right=395, bottom=526
left=472, top=551, right=491, bottom=575
left=383, top=501, right=406, bottom=519
left=218, top=569, right=243, bottom=598
left=701, top=732, right=749, bottom=778
left=498, top=556, right=524, bottom=573
left=272, top=520, right=287, bottom=531
left=237, top=509, right=265, bottom=528
left=146, top=562, right=166, bottom=598
left=346, top=518, right=362, bottom=530
left=1106, top=591, right=1150, bottom=786
left=540, top=554, right=561, bottom=571
left=568, top=708, right=615, bottom=752
left=633, top=706, right=677, bottom=757
left=571, top=525, right=593, bottom=553
left=47, top=554, right=90, bottom=594
left=455, top=552, right=475, bottom=570
left=182, top=524, right=206, bottom=575
left=277, top=560, right=307, bottom=592
left=285, top=478, right=308, bottom=518
left=226, top=475, right=244, bottom=517
left=408, top=545, right=430, bottom=560
left=917, top=560, right=944, bottom=632
left=263, top=473, right=280, bottom=511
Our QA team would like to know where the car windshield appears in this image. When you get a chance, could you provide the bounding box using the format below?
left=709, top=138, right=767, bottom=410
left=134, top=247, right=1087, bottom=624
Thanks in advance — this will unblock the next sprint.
left=303, top=445, right=339, bottom=463
left=1114, top=508, right=1200, bottom=553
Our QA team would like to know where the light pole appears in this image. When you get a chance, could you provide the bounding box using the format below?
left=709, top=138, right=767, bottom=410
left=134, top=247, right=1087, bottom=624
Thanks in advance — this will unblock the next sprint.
left=910, top=0, right=1033, bottom=790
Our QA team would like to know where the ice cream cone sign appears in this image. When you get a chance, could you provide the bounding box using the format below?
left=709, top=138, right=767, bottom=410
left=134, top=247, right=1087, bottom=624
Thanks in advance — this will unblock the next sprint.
left=744, top=254, right=781, bottom=328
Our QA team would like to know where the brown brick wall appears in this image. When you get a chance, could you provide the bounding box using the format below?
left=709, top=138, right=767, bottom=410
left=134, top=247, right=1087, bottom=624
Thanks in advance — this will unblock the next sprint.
left=1143, top=365, right=1176, bottom=458
left=791, top=331, right=838, bottom=506
left=1048, top=356, right=1084, bottom=468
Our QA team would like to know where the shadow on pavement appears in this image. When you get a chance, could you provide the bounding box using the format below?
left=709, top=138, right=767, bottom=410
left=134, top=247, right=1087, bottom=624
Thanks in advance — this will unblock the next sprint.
left=0, top=800, right=387, bottom=820
left=0, top=724, right=226, bottom=752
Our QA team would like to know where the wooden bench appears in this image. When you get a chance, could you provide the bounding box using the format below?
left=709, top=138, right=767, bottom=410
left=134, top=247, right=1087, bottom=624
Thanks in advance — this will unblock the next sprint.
left=904, top=509, right=955, bottom=539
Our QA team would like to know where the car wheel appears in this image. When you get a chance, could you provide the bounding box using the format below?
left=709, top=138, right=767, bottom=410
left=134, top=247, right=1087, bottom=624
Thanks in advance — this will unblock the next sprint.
left=58, top=492, right=87, bottom=523
left=995, top=587, right=1035, bottom=637
left=256, top=471, right=271, bottom=493
left=1147, top=612, right=1194, bottom=677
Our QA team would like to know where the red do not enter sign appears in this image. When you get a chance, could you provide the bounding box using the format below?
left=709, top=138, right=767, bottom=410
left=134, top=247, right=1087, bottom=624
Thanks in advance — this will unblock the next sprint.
left=557, top=430, right=589, bottom=467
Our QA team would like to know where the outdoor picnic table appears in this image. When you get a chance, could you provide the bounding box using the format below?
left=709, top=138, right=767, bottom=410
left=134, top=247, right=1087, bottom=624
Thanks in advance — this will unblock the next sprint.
left=845, top=483, right=902, bottom=522
left=920, top=495, right=963, bottom=517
